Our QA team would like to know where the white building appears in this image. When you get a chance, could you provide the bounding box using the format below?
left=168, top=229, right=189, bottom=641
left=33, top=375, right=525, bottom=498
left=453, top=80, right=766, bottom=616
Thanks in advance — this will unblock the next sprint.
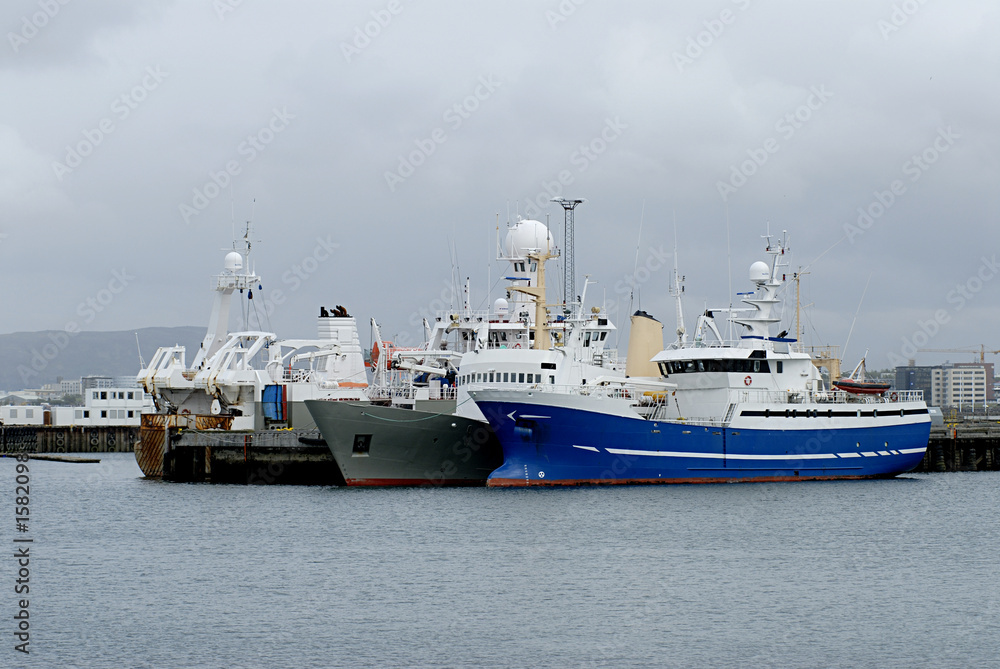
left=0, top=388, right=153, bottom=427
left=81, top=376, right=114, bottom=390
left=931, top=365, right=990, bottom=408
left=114, top=375, right=140, bottom=388
left=60, top=379, right=83, bottom=395
left=0, top=406, right=45, bottom=425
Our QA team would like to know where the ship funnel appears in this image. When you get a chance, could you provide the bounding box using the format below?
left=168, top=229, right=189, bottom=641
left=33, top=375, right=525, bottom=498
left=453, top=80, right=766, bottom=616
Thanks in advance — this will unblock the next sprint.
left=625, top=310, right=663, bottom=378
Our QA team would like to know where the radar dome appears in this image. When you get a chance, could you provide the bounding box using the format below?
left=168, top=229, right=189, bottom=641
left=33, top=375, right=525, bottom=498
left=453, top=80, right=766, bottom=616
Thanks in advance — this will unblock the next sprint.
left=224, top=251, right=243, bottom=272
left=749, top=261, right=769, bottom=283
left=503, top=219, right=555, bottom=258
left=493, top=297, right=510, bottom=318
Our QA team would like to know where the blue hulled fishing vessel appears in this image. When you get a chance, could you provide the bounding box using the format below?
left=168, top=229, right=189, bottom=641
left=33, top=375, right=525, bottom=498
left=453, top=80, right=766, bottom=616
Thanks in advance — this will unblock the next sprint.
left=471, top=231, right=930, bottom=486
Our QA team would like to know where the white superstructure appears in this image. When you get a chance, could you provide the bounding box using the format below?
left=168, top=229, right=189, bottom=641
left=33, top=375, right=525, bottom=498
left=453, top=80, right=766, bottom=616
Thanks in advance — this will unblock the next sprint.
left=452, top=218, right=624, bottom=419
left=363, top=218, right=623, bottom=419
left=137, top=233, right=369, bottom=431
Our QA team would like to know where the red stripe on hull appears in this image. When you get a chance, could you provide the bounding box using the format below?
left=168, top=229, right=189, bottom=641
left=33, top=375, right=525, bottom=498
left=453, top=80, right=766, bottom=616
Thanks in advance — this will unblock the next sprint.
left=344, top=478, right=486, bottom=487
left=487, top=473, right=897, bottom=487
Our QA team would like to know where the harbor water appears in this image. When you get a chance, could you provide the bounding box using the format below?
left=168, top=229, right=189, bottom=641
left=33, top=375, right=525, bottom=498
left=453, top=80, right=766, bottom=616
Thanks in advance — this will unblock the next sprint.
left=5, top=453, right=1000, bottom=668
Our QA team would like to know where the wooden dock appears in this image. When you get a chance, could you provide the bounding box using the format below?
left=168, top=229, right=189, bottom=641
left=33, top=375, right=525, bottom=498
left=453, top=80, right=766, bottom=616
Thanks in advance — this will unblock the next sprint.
left=5, top=421, right=999, bottom=479
left=159, top=429, right=343, bottom=485
left=915, top=423, right=1000, bottom=472
left=0, top=425, right=136, bottom=453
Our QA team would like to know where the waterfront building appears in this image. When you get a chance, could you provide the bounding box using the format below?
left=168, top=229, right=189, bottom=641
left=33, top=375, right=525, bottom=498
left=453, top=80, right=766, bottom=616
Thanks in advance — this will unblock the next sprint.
left=896, top=362, right=995, bottom=409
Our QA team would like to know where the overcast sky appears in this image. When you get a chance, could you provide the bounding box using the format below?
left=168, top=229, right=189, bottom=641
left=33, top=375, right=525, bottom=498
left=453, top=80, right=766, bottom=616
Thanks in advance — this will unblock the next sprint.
left=2, top=0, right=998, bottom=370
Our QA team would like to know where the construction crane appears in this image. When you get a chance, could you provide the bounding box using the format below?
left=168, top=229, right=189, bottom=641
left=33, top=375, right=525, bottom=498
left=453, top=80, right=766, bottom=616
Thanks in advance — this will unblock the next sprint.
left=916, top=345, right=1000, bottom=363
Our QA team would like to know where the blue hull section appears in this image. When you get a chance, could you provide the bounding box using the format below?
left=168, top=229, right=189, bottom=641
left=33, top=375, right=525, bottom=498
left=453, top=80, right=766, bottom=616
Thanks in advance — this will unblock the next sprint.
left=479, top=401, right=930, bottom=486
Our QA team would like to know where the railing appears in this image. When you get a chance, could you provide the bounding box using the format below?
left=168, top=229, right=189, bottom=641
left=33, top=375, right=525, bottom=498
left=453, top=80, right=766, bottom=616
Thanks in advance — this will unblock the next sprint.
left=276, top=368, right=314, bottom=384
left=503, top=383, right=923, bottom=405
left=735, top=388, right=923, bottom=405
left=367, top=385, right=458, bottom=401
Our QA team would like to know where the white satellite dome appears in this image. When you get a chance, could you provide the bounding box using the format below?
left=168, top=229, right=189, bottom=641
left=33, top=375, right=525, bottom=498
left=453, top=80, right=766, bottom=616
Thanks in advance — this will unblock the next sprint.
left=503, top=219, right=555, bottom=258
left=749, top=261, right=770, bottom=283
left=493, top=297, right=510, bottom=317
left=224, top=251, right=243, bottom=272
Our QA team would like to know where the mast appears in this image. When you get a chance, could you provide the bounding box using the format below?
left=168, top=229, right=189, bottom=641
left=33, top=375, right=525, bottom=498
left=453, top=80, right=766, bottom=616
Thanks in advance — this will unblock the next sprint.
left=192, top=222, right=260, bottom=369
left=793, top=267, right=809, bottom=344
left=669, top=227, right=687, bottom=346
left=731, top=230, right=788, bottom=346
left=508, top=247, right=557, bottom=350
left=551, top=197, right=584, bottom=316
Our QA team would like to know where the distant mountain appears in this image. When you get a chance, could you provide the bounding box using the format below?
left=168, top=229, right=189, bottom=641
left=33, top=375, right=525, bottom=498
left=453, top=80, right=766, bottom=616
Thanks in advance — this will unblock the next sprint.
left=0, top=327, right=203, bottom=391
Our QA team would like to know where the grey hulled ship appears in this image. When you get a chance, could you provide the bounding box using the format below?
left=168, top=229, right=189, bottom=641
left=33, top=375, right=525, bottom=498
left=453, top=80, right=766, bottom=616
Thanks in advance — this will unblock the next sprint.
left=306, top=216, right=625, bottom=485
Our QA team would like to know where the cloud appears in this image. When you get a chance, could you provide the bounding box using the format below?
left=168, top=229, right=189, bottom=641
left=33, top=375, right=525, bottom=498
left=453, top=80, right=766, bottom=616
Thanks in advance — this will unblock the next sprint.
left=0, top=0, right=997, bottom=371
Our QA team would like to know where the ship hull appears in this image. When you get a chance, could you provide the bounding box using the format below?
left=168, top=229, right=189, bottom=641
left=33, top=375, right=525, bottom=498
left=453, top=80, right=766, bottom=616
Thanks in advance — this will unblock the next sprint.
left=304, top=400, right=503, bottom=486
left=471, top=391, right=930, bottom=487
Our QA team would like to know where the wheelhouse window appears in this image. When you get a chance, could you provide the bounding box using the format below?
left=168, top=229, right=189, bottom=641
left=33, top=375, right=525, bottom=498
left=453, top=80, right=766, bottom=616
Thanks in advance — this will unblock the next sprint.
left=659, top=358, right=771, bottom=375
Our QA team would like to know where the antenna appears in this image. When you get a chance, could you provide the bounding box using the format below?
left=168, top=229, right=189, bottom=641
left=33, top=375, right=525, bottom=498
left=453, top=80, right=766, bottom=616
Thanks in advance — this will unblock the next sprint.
left=550, top=197, right=584, bottom=315
left=628, top=201, right=645, bottom=313
left=725, top=203, right=733, bottom=342
left=135, top=332, right=145, bottom=369
left=669, top=212, right=687, bottom=345
left=230, top=186, right=236, bottom=245
left=793, top=267, right=810, bottom=344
